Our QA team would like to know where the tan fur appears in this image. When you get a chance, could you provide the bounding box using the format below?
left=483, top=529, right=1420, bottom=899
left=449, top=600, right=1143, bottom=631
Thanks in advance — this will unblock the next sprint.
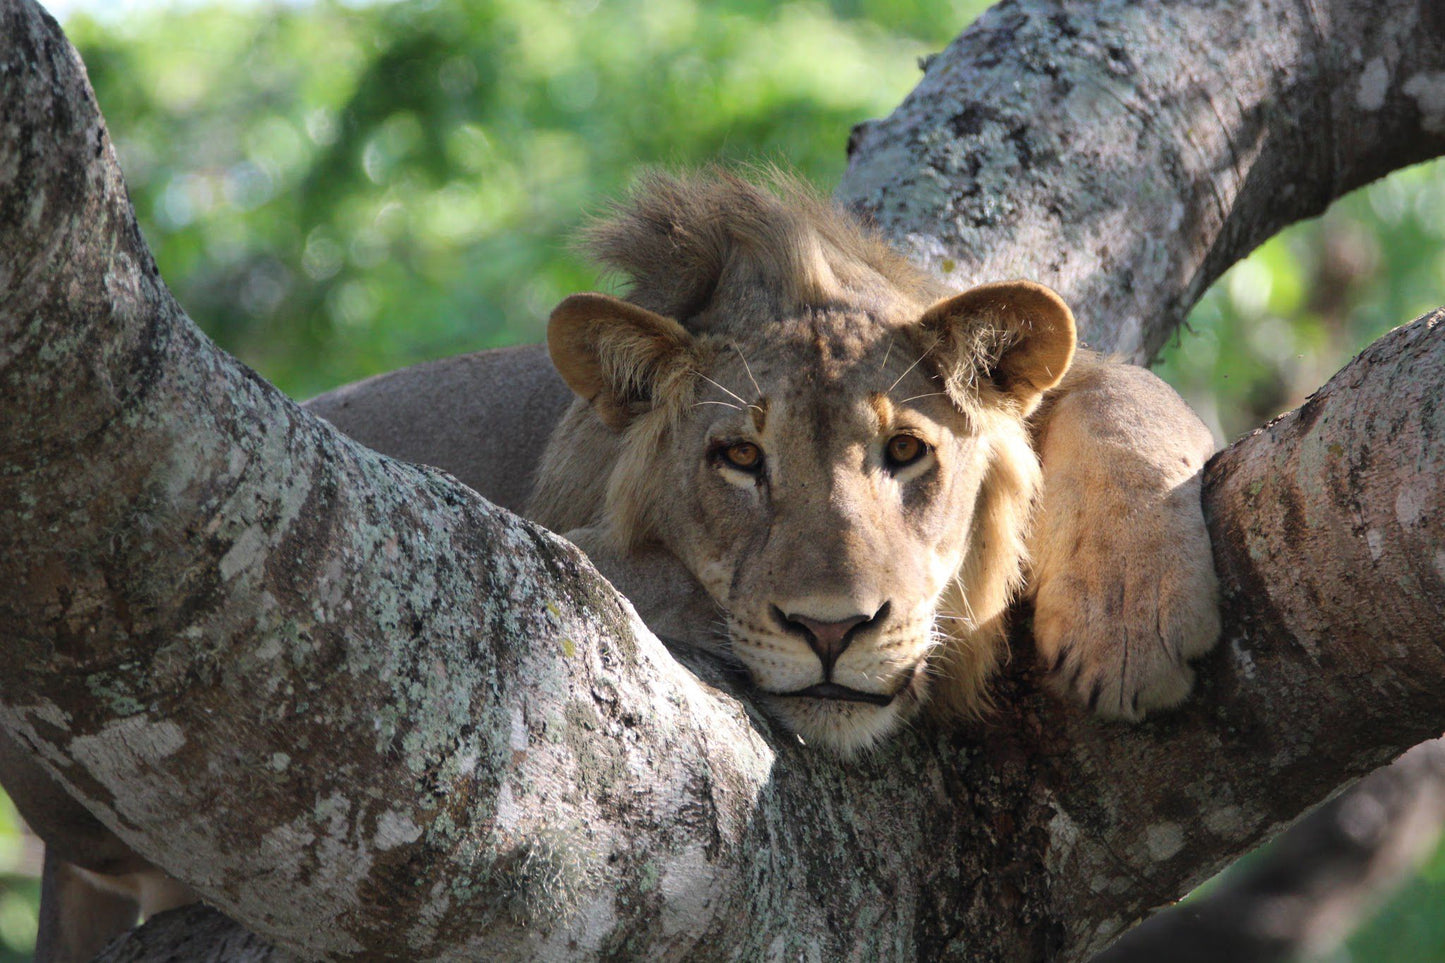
left=931, top=417, right=1042, bottom=717
left=1026, top=355, right=1221, bottom=718
left=577, top=166, right=953, bottom=328
left=531, top=169, right=1219, bottom=752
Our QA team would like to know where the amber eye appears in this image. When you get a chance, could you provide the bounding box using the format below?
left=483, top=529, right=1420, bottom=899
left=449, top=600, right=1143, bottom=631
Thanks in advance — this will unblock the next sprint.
left=721, top=441, right=763, bottom=472
left=884, top=434, right=928, bottom=470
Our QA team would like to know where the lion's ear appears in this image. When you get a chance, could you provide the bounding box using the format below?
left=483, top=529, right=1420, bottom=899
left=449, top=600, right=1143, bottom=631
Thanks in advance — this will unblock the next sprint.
left=917, top=280, right=1076, bottom=413
left=548, top=292, right=699, bottom=430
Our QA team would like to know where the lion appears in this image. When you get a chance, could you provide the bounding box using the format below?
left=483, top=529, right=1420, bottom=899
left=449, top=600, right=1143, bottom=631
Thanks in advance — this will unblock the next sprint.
left=528, top=169, right=1220, bottom=754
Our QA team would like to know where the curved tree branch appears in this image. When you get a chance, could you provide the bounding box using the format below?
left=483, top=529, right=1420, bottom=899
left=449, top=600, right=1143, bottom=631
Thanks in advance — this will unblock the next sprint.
left=839, top=0, right=1445, bottom=360
left=2, top=0, right=1443, bottom=960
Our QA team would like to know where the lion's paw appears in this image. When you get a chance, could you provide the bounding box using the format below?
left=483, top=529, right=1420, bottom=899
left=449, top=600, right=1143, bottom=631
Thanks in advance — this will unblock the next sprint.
left=1031, top=483, right=1220, bottom=721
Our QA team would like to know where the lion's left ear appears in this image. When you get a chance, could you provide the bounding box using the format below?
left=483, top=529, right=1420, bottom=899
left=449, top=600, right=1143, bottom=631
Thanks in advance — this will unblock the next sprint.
left=917, top=280, right=1076, bottom=414
left=548, top=292, right=700, bottom=431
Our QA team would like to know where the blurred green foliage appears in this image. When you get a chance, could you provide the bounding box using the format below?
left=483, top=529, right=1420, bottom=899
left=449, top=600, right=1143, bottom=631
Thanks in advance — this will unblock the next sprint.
left=1342, top=835, right=1445, bottom=962
left=1157, top=159, right=1445, bottom=443
left=0, top=791, right=37, bottom=963
left=61, top=0, right=993, bottom=397
left=2, top=0, right=1442, bottom=959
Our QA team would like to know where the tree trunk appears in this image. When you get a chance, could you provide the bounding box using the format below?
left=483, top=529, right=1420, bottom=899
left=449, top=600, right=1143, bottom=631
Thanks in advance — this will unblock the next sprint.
left=1, top=0, right=1443, bottom=960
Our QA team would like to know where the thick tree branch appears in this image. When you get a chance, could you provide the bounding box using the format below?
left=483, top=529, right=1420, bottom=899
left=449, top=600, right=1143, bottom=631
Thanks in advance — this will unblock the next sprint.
left=1097, top=740, right=1445, bottom=962
left=840, top=0, right=1445, bottom=360
left=2, top=0, right=1443, bottom=960
left=0, top=6, right=767, bottom=958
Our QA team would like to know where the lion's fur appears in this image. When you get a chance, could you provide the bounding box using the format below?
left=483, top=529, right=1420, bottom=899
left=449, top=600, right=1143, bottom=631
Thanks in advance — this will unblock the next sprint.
left=529, top=170, right=1074, bottom=750
left=579, top=166, right=954, bottom=326
left=930, top=414, right=1041, bottom=715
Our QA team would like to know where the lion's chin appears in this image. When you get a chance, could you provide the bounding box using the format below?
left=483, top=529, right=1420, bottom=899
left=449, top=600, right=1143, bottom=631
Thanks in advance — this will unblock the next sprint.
left=759, top=664, right=929, bottom=757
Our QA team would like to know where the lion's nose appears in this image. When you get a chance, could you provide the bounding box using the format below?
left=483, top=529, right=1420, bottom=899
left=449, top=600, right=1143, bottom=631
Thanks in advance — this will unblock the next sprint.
left=773, top=602, right=891, bottom=673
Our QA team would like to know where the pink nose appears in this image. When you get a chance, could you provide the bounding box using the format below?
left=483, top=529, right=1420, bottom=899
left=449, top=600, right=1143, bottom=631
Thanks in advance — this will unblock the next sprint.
left=773, top=603, right=889, bottom=673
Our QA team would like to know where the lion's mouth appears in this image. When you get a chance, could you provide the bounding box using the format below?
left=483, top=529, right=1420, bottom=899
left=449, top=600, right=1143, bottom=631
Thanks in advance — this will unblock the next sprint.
left=776, top=682, right=897, bottom=706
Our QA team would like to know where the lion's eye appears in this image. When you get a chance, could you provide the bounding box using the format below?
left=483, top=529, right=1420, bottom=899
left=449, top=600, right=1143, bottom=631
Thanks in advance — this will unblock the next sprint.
left=721, top=441, right=763, bottom=472
left=884, top=434, right=928, bottom=470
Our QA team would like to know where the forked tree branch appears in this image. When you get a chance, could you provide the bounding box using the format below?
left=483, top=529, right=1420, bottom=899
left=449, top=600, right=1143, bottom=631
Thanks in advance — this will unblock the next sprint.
left=1, top=0, right=1443, bottom=960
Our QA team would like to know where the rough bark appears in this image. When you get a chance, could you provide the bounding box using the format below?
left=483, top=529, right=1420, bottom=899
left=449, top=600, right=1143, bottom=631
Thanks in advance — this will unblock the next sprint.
left=2, top=1, right=1444, bottom=962
left=93, top=905, right=299, bottom=963
left=839, top=0, right=1445, bottom=361
left=1097, top=740, right=1445, bottom=962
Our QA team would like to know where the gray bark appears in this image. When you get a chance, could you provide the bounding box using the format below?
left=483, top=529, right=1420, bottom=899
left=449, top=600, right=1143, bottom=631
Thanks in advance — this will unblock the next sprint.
left=93, top=905, right=299, bottom=963
left=2, top=0, right=1443, bottom=961
left=1096, top=740, right=1445, bottom=962
left=839, top=0, right=1445, bottom=361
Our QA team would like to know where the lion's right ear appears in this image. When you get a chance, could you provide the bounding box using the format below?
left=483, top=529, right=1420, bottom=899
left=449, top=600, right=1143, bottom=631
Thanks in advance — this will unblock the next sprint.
left=547, top=292, right=699, bottom=430
left=917, top=280, right=1076, bottom=415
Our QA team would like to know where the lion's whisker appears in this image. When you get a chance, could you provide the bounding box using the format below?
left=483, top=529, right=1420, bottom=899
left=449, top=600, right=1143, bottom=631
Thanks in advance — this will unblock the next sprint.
left=934, top=613, right=977, bottom=626
left=886, top=350, right=929, bottom=395
left=732, top=343, right=763, bottom=399
left=693, top=400, right=742, bottom=411
left=697, top=373, right=751, bottom=408
left=900, top=391, right=948, bottom=405
left=942, top=575, right=978, bottom=629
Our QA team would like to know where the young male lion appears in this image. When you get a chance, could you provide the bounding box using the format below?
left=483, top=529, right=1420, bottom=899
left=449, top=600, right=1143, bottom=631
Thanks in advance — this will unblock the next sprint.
left=530, top=169, right=1220, bottom=754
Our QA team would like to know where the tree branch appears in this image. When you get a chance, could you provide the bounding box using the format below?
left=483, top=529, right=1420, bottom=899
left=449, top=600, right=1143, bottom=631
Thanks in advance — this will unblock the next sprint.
left=2, top=0, right=1443, bottom=960
left=94, top=904, right=298, bottom=963
left=1096, top=740, right=1445, bottom=962
left=840, top=0, right=1445, bottom=360
left=0, top=5, right=768, bottom=958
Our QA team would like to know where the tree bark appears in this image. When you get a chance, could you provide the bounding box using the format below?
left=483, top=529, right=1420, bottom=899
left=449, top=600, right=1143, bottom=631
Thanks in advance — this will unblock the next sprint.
left=93, top=904, right=299, bottom=963
left=2, top=1, right=1443, bottom=961
left=1096, top=740, right=1445, bottom=963
left=839, top=0, right=1445, bottom=361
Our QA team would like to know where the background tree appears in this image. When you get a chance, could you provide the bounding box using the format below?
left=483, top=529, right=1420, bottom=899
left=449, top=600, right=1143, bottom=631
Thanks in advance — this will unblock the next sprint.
left=8, top=0, right=1445, bottom=954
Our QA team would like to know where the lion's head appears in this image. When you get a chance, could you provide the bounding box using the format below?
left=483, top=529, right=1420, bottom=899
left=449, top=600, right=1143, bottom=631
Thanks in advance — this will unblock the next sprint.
left=530, top=171, right=1074, bottom=754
